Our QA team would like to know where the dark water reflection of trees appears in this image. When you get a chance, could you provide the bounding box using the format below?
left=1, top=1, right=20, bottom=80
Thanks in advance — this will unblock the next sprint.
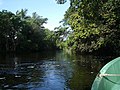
left=0, top=51, right=116, bottom=90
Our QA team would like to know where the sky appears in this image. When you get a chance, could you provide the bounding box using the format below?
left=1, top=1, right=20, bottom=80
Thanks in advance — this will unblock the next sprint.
left=0, top=0, right=70, bottom=30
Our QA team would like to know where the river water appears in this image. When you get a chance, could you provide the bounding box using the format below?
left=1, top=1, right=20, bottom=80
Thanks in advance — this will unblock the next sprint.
left=0, top=51, right=116, bottom=90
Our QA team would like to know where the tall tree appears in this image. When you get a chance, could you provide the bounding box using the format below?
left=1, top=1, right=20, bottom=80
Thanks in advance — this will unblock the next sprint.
left=0, top=9, right=57, bottom=52
left=58, top=0, right=120, bottom=54
left=16, top=11, right=48, bottom=51
left=0, top=10, right=22, bottom=52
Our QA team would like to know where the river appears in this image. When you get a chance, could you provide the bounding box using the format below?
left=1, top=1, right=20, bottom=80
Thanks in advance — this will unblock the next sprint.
left=0, top=51, right=116, bottom=90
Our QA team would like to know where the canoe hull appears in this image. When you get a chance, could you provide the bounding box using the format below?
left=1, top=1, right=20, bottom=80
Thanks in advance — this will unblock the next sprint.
left=91, top=57, right=120, bottom=90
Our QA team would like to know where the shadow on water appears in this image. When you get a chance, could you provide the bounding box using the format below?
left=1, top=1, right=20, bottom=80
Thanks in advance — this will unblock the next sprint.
left=0, top=51, right=116, bottom=90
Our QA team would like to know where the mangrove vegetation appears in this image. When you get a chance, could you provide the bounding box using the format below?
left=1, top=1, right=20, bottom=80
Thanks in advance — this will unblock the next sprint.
left=56, top=0, right=120, bottom=54
left=0, top=9, right=57, bottom=52
left=0, top=0, right=120, bottom=55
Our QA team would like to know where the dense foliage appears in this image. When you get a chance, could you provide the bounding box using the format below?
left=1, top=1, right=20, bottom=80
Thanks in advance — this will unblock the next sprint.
left=0, top=9, right=57, bottom=52
left=56, top=0, right=120, bottom=54
left=1, top=0, right=120, bottom=54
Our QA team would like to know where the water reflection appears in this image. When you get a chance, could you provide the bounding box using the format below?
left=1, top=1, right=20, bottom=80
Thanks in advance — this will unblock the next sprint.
left=0, top=51, right=115, bottom=90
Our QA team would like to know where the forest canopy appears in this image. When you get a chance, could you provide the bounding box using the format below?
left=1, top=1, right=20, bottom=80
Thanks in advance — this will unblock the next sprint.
left=0, top=9, right=57, bottom=52
left=0, top=0, right=120, bottom=55
left=56, top=0, right=120, bottom=54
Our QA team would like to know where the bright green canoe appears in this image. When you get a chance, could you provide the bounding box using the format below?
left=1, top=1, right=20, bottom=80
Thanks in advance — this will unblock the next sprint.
left=91, top=57, right=120, bottom=90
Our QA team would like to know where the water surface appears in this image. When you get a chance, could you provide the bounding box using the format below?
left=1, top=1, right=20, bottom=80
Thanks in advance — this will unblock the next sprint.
left=0, top=51, right=115, bottom=90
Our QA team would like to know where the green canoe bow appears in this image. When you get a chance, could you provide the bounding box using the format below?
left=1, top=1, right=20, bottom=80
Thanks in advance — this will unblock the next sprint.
left=91, top=57, right=120, bottom=90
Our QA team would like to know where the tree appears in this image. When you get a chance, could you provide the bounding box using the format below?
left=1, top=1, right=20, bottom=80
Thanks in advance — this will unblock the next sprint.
left=0, top=9, right=57, bottom=52
left=0, top=10, right=22, bottom=52
left=44, top=29, right=57, bottom=49
left=16, top=10, right=48, bottom=51
left=57, top=0, right=120, bottom=54
left=54, top=25, right=70, bottom=49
